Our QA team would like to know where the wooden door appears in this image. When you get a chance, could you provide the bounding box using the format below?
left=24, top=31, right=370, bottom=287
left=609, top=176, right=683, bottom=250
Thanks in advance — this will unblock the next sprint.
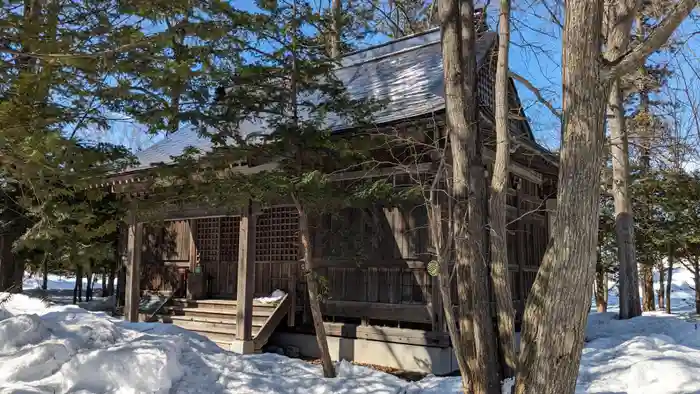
left=194, top=217, right=240, bottom=297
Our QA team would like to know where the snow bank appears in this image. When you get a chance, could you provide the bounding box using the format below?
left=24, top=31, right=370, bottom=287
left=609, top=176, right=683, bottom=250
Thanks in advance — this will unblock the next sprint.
left=579, top=313, right=700, bottom=393
left=1, top=292, right=468, bottom=393
left=4, top=287, right=700, bottom=394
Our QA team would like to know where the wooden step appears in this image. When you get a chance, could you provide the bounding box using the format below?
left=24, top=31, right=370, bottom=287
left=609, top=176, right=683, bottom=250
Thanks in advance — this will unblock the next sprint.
left=174, top=325, right=235, bottom=343
left=168, top=314, right=268, bottom=328
left=170, top=320, right=262, bottom=342
left=170, top=307, right=275, bottom=320
left=213, top=341, right=234, bottom=351
left=172, top=298, right=281, bottom=310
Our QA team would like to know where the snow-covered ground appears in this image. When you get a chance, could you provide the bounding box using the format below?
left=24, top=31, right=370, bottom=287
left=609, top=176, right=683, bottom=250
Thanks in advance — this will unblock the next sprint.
left=599, top=265, right=698, bottom=315
left=0, top=293, right=465, bottom=393
left=23, top=272, right=114, bottom=291
left=0, top=267, right=698, bottom=393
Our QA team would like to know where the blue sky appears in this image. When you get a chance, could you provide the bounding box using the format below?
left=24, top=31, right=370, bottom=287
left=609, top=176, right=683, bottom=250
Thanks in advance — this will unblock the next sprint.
left=98, top=1, right=699, bottom=161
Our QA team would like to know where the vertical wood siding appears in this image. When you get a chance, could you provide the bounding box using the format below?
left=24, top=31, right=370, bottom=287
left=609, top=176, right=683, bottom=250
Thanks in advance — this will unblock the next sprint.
left=138, top=173, right=548, bottom=330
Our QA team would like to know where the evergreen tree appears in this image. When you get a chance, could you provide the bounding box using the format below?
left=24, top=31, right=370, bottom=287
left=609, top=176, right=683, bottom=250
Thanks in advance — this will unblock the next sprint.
left=0, top=0, right=199, bottom=290
left=142, top=0, right=396, bottom=377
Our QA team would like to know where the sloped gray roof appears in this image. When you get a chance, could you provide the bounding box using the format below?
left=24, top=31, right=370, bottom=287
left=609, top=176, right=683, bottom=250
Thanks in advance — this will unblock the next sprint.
left=127, top=29, right=497, bottom=172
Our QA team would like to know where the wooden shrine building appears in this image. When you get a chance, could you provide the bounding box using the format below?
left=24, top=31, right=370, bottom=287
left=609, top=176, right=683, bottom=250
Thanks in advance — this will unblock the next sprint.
left=106, top=27, right=558, bottom=373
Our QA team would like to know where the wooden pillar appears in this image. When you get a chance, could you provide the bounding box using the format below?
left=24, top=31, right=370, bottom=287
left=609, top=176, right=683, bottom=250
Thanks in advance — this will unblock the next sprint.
left=515, top=181, right=526, bottom=314
left=236, top=200, right=257, bottom=341
left=125, top=211, right=143, bottom=322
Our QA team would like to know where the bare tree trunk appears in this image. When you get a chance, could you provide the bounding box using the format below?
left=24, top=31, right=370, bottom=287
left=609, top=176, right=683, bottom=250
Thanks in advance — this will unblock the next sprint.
left=108, top=259, right=116, bottom=298
left=86, top=261, right=93, bottom=302
left=438, top=0, right=474, bottom=389
left=637, top=63, right=656, bottom=313
left=101, top=270, right=107, bottom=297
left=489, top=0, right=516, bottom=378
left=42, top=256, right=48, bottom=291
left=73, top=265, right=83, bottom=304
left=595, top=267, right=607, bottom=313
left=604, top=0, right=642, bottom=320
left=330, top=0, right=341, bottom=58
left=439, top=0, right=500, bottom=391
left=166, top=17, right=186, bottom=136
left=0, top=232, right=25, bottom=293
left=641, top=265, right=655, bottom=311
left=427, top=181, right=470, bottom=390
left=293, top=195, right=335, bottom=378
left=462, top=2, right=500, bottom=391
left=694, top=259, right=700, bottom=315
left=117, top=262, right=126, bottom=306
left=658, top=261, right=665, bottom=310
left=515, top=2, right=608, bottom=392
left=515, top=0, right=693, bottom=389
left=666, top=246, right=673, bottom=313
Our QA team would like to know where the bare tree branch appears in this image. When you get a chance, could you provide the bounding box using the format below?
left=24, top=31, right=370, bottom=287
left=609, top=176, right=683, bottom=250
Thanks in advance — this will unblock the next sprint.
left=509, top=70, right=562, bottom=119
left=605, top=0, right=697, bottom=80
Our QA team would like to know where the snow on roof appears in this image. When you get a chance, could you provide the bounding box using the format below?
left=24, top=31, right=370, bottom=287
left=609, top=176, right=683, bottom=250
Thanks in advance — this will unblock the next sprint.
left=127, top=30, right=497, bottom=172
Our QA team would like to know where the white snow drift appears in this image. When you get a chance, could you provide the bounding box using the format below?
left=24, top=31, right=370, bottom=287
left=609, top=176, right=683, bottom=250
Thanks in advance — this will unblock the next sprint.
left=0, top=267, right=699, bottom=393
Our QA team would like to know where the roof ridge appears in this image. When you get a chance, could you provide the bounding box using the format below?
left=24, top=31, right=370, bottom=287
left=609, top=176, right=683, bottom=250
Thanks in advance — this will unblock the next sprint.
left=336, top=39, right=441, bottom=71
left=341, top=27, right=440, bottom=59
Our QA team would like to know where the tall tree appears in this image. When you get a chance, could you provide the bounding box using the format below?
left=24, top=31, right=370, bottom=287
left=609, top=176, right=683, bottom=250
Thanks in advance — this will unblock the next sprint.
left=439, top=0, right=500, bottom=392
left=603, top=0, right=643, bottom=320
left=190, top=0, right=394, bottom=378
left=489, top=0, right=516, bottom=378
left=515, top=1, right=695, bottom=393
left=0, top=0, right=205, bottom=290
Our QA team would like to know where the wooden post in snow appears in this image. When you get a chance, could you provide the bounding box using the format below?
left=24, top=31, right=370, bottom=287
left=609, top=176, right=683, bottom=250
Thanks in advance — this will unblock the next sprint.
left=236, top=200, right=257, bottom=343
left=125, top=210, right=143, bottom=322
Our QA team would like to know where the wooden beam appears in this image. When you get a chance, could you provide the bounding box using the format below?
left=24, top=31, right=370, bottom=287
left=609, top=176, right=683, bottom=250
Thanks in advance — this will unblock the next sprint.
left=125, top=212, right=143, bottom=322
left=312, top=258, right=429, bottom=269
left=483, top=148, right=543, bottom=185
left=516, top=185, right=526, bottom=315
left=318, top=322, right=451, bottom=347
left=323, top=300, right=433, bottom=324
left=236, top=200, right=257, bottom=340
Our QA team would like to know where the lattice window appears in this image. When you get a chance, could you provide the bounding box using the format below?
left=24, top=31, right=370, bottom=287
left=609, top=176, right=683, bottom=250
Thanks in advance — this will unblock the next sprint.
left=220, top=216, right=241, bottom=262
left=255, top=206, right=300, bottom=262
left=477, top=51, right=496, bottom=110
left=195, top=218, right=220, bottom=261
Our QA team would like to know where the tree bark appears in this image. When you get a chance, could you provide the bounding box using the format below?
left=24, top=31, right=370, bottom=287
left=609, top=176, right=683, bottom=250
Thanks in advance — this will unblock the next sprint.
left=73, top=265, right=83, bottom=304
left=461, top=2, right=501, bottom=392
left=604, top=0, right=642, bottom=321
left=489, top=0, right=516, bottom=378
left=293, top=195, right=335, bottom=378
left=666, top=246, right=673, bottom=313
left=515, top=1, right=608, bottom=392
left=658, top=262, right=665, bottom=310
left=641, top=265, right=655, bottom=311
left=108, top=259, right=116, bottom=298
left=694, top=259, right=700, bottom=315
left=427, top=187, right=470, bottom=391
left=86, top=261, right=93, bottom=302
left=595, top=267, right=607, bottom=313
left=510, top=4, right=692, bottom=385
left=42, top=256, right=48, bottom=291
left=117, top=264, right=126, bottom=311
left=439, top=0, right=500, bottom=391
left=101, top=270, right=107, bottom=297
left=330, top=0, right=341, bottom=58
left=0, top=231, right=24, bottom=293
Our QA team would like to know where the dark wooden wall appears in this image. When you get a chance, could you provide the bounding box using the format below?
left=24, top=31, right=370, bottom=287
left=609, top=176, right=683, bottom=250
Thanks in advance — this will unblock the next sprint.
left=133, top=175, right=549, bottom=330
